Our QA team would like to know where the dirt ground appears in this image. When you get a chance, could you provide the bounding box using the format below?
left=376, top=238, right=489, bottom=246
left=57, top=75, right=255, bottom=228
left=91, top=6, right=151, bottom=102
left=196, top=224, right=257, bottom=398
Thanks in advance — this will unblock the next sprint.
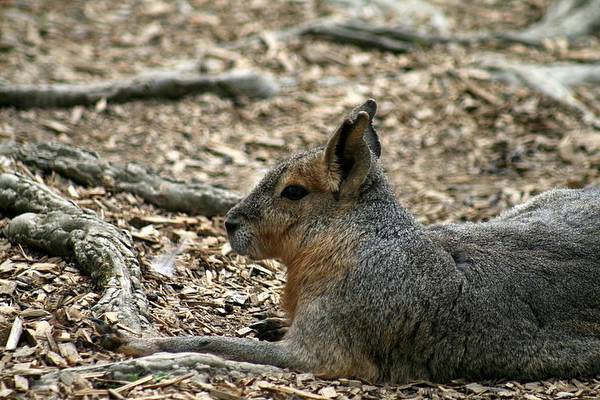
left=2, top=0, right=600, bottom=398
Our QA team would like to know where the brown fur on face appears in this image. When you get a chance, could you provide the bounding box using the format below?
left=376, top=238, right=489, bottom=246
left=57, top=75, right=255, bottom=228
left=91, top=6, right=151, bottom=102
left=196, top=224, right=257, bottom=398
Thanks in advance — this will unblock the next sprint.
left=228, top=107, right=376, bottom=322
left=249, top=151, right=359, bottom=320
left=279, top=151, right=340, bottom=194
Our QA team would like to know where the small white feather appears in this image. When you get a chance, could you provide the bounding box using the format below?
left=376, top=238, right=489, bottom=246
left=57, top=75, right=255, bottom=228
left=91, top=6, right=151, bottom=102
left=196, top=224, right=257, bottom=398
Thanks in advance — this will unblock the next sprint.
left=150, top=240, right=187, bottom=277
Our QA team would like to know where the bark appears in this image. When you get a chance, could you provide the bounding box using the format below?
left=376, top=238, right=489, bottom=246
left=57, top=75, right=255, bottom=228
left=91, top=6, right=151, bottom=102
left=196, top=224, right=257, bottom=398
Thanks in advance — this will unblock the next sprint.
left=35, top=352, right=283, bottom=390
left=0, top=172, right=150, bottom=331
left=0, top=142, right=241, bottom=217
left=0, top=69, right=279, bottom=109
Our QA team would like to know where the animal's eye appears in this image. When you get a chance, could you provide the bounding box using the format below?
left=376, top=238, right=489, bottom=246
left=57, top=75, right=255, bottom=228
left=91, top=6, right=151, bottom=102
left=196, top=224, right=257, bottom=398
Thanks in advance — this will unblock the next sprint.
left=281, top=185, right=308, bottom=200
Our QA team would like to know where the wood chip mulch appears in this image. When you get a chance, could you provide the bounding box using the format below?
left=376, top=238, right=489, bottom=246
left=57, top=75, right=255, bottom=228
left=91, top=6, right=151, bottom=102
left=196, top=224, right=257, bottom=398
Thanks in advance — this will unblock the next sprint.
left=2, top=0, right=600, bottom=398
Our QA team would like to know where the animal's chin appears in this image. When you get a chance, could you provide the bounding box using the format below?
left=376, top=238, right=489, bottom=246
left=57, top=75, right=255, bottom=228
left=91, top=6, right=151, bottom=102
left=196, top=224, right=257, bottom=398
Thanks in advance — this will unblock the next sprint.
left=229, top=239, right=267, bottom=260
left=227, top=231, right=255, bottom=257
left=227, top=229, right=276, bottom=260
left=229, top=240, right=249, bottom=256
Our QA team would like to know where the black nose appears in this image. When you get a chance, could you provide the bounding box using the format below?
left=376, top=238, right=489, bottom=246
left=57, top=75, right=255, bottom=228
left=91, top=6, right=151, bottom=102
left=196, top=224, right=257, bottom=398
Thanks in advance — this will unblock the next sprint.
left=225, top=217, right=239, bottom=236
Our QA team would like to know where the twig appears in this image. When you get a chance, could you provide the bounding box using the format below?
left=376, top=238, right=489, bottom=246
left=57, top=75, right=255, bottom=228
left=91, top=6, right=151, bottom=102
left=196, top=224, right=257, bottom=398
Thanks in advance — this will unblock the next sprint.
left=5, top=316, right=23, bottom=350
left=107, top=388, right=126, bottom=400
left=114, top=375, right=154, bottom=394
left=257, top=381, right=327, bottom=400
left=141, top=372, right=195, bottom=389
left=448, top=70, right=504, bottom=107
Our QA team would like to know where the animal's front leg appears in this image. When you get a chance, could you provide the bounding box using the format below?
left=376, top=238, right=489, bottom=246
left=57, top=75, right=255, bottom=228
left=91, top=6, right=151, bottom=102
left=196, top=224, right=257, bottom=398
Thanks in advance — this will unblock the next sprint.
left=96, top=321, right=306, bottom=370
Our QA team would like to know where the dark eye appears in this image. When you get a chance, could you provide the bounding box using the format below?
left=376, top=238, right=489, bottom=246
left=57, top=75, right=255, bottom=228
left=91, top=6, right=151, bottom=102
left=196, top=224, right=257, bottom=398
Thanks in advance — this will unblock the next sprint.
left=281, top=185, right=308, bottom=200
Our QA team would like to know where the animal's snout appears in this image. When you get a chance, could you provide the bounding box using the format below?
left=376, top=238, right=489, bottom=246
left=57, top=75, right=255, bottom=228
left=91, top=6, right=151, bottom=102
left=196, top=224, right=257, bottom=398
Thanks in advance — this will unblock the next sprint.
left=224, top=216, right=240, bottom=236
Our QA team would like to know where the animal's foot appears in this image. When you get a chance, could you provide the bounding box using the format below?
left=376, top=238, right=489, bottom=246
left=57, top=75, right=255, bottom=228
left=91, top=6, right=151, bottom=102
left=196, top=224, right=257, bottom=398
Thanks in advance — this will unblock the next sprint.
left=250, top=317, right=289, bottom=342
left=92, top=319, right=158, bottom=357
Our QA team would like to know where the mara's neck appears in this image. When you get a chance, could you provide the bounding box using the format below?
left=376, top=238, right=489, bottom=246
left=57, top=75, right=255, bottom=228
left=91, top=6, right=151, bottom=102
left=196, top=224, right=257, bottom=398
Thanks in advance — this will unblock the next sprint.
left=281, top=219, right=358, bottom=320
left=355, top=189, right=423, bottom=243
left=281, top=183, right=424, bottom=320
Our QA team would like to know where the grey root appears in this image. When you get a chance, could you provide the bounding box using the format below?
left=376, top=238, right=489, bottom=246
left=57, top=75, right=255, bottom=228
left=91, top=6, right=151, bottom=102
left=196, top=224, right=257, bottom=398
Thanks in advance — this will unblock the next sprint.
left=307, top=0, right=600, bottom=49
left=229, top=0, right=600, bottom=51
left=0, top=172, right=149, bottom=331
left=0, top=142, right=241, bottom=217
left=0, top=69, right=279, bottom=109
left=484, top=62, right=600, bottom=125
left=36, top=352, right=283, bottom=391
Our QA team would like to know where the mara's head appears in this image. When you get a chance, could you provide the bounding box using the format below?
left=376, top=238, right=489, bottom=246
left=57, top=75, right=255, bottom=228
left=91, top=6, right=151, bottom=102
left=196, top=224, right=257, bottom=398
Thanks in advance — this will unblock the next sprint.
left=225, top=99, right=386, bottom=261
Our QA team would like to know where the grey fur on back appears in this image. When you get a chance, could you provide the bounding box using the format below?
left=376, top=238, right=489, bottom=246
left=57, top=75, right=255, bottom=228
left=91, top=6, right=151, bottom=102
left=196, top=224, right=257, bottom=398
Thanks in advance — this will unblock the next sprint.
left=426, top=187, right=600, bottom=379
left=331, top=178, right=600, bottom=382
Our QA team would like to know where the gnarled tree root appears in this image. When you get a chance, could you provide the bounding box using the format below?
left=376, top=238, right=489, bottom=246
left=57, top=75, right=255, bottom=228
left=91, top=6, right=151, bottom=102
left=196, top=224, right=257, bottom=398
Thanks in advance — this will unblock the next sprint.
left=0, top=172, right=150, bottom=331
left=302, top=23, right=414, bottom=53
left=294, top=0, right=600, bottom=51
left=497, top=0, right=600, bottom=46
left=0, top=142, right=241, bottom=217
left=0, top=69, right=279, bottom=109
left=35, top=352, right=284, bottom=390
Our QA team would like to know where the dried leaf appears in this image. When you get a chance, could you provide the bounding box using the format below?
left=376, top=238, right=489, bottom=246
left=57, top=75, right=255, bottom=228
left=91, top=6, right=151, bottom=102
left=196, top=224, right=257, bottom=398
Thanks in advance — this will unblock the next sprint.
left=0, top=279, right=16, bottom=295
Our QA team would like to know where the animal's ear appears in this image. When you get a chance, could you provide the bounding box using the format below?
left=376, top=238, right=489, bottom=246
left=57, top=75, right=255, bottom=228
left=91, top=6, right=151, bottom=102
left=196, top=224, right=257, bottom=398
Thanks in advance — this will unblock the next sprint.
left=324, top=110, right=372, bottom=198
left=348, top=99, right=380, bottom=158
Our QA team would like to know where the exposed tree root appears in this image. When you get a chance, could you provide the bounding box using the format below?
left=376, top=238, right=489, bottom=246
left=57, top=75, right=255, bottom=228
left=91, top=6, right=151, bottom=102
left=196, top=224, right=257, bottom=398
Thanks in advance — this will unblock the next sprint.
left=303, top=21, right=514, bottom=52
left=0, top=69, right=279, bottom=109
left=497, top=0, right=600, bottom=46
left=0, top=142, right=241, bottom=216
left=36, top=352, right=283, bottom=390
left=0, top=172, right=150, bottom=331
left=279, top=1, right=600, bottom=51
left=302, top=23, right=414, bottom=53
left=2, top=1, right=599, bottom=111
left=4, top=1, right=598, bottom=110
left=482, top=60, right=600, bottom=125
left=301, top=5, right=599, bottom=52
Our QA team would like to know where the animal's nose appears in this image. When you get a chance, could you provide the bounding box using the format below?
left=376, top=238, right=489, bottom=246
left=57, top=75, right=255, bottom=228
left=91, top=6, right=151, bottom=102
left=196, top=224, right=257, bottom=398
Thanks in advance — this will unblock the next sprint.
left=224, top=217, right=240, bottom=236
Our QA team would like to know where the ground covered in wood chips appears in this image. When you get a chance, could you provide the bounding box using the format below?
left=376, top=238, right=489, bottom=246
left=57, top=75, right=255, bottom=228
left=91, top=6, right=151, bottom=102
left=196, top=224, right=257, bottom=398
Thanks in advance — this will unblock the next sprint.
left=2, top=0, right=600, bottom=398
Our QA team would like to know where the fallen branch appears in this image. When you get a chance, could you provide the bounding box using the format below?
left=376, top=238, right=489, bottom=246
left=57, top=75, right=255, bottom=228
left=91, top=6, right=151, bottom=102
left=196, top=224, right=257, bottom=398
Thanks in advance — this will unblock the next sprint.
left=0, top=69, right=279, bottom=109
left=0, top=172, right=150, bottom=331
left=0, top=142, right=241, bottom=216
left=236, top=20, right=523, bottom=55
left=6, top=1, right=597, bottom=110
left=36, top=352, right=283, bottom=390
